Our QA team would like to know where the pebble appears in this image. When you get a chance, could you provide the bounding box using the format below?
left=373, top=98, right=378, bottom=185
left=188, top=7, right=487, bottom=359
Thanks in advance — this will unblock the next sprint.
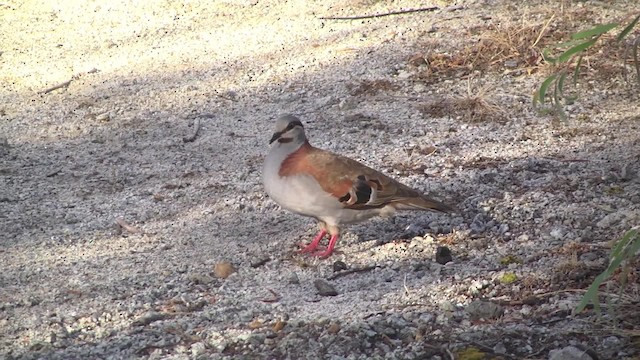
left=435, top=246, right=453, bottom=265
left=213, top=262, right=236, bottom=279
left=132, top=311, right=169, bottom=326
left=313, top=279, right=338, bottom=296
left=465, top=300, right=504, bottom=320
left=288, top=272, right=300, bottom=284
left=548, top=345, right=594, bottom=360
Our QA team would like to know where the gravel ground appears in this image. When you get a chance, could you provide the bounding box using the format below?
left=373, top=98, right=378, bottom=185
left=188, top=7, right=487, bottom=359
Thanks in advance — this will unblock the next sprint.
left=1, top=0, right=639, bottom=359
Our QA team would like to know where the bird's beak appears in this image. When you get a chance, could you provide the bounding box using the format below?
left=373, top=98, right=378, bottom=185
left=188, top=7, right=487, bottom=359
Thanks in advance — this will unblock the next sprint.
left=269, top=131, right=281, bottom=144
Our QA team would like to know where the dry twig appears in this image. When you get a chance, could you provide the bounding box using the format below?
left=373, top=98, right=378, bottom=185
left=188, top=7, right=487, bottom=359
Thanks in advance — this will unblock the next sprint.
left=319, top=6, right=439, bottom=20
left=39, top=68, right=98, bottom=94
left=115, top=218, right=144, bottom=234
left=260, top=289, right=281, bottom=303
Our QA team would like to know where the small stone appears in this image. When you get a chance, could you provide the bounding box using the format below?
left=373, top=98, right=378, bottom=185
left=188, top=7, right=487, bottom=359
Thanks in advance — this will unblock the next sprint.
left=132, top=311, right=168, bottom=326
left=465, top=300, right=504, bottom=320
left=470, top=213, right=486, bottom=233
left=435, top=246, right=453, bottom=265
left=272, top=319, right=286, bottom=332
left=579, top=252, right=599, bottom=262
left=188, top=273, right=214, bottom=285
left=288, top=272, right=300, bottom=284
left=338, top=98, right=357, bottom=111
left=548, top=345, right=595, bottom=360
left=413, top=83, right=427, bottom=92
left=213, top=261, right=236, bottom=279
left=333, top=260, right=348, bottom=272
left=327, top=322, right=341, bottom=334
left=95, top=111, right=111, bottom=122
left=550, top=226, right=566, bottom=240
left=314, top=279, right=338, bottom=296
left=397, top=70, right=412, bottom=79
left=504, top=59, right=518, bottom=68
left=439, top=301, right=456, bottom=312
left=190, top=342, right=206, bottom=356
left=250, top=257, right=270, bottom=268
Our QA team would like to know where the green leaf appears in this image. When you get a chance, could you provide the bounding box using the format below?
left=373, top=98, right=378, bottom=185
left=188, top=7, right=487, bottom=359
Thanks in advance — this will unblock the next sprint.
left=617, top=14, right=640, bottom=42
left=557, top=38, right=598, bottom=63
left=575, top=229, right=640, bottom=314
left=543, top=39, right=585, bottom=64
left=572, top=23, right=617, bottom=40
left=535, top=74, right=557, bottom=106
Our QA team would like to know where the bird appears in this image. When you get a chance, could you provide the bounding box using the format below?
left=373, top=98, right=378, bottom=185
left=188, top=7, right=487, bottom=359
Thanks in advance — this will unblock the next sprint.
left=262, top=114, right=453, bottom=258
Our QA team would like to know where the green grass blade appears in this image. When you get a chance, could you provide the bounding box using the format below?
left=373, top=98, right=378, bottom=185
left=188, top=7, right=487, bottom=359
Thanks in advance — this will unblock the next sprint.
left=572, top=23, right=617, bottom=40
left=557, top=72, right=568, bottom=99
left=617, top=14, right=640, bottom=42
left=573, top=56, right=584, bottom=85
left=543, top=39, right=586, bottom=64
left=610, top=229, right=638, bottom=259
left=575, top=270, right=608, bottom=313
left=535, top=74, right=557, bottom=106
left=574, top=229, right=639, bottom=314
left=558, top=38, right=598, bottom=63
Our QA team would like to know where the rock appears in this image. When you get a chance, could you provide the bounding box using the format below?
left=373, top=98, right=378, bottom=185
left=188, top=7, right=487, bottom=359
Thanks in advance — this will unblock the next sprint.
left=579, top=252, right=599, bottom=262
left=548, top=345, right=595, bottom=360
left=250, top=257, right=270, bottom=268
left=190, top=342, right=206, bottom=356
left=435, top=246, right=453, bottom=265
left=470, top=214, right=486, bottom=234
left=465, top=300, right=504, bottom=320
left=338, top=98, right=357, bottom=111
left=314, top=279, right=338, bottom=296
left=213, top=261, right=236, bottom=279
left=288, top=272, right=300, bottom=284
left=332, top=260, right=348, bottom=272
left=549, top=226, right=566, bottom=240
left=132, top=311, right=169, bottom=326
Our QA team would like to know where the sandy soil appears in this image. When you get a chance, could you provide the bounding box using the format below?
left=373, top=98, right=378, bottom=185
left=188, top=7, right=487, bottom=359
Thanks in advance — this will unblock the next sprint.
left=1, top=0, right=639, bottom=359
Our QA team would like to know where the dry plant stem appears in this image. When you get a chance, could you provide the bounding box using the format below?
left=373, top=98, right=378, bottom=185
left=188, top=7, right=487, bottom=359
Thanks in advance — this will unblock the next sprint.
left=40, top=79, right=73, bottom=94
left=39, top=68, right=98, bottom=94
left=183, top=118, right=201, bottom=143
left=319, top=6, right=440, bottom=20
left=260, top=289, right=281, bottom=303
left=115, top=218, right=144, bottom=234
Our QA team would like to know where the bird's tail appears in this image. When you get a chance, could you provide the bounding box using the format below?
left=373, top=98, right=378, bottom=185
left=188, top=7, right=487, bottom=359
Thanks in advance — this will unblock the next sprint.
left=394, top=196, right=455, bottom=213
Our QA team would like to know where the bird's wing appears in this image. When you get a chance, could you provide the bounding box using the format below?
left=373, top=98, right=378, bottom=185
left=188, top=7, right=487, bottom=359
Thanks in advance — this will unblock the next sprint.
left=279, top=144, right=452, bottom=212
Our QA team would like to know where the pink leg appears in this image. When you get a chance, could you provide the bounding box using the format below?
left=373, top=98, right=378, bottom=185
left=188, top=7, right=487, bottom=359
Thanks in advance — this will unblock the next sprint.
left=298, top=230, right=327, bottom=253
left=312, top=234, right=339, bottom=259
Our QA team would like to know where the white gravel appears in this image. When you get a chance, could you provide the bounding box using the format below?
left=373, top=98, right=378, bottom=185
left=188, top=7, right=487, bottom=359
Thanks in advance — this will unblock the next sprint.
left=1, top=0, right=639, bottom=359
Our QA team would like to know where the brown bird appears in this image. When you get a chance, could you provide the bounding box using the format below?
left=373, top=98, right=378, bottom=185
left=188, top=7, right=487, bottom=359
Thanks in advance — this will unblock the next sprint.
left=263, top=114, right=452, bottom=258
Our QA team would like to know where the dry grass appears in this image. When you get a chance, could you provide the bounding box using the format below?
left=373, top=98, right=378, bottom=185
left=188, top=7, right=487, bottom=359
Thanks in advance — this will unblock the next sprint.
left=411, top=4, right=636, bottom=84
left=418, top=80, right=507, bottom=123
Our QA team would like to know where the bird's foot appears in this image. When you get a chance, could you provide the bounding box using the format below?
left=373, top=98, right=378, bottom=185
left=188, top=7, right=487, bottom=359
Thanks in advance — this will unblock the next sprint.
left=308, top=234, right=339, bottom=259
left=297, top=230, right=327, bottom=254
